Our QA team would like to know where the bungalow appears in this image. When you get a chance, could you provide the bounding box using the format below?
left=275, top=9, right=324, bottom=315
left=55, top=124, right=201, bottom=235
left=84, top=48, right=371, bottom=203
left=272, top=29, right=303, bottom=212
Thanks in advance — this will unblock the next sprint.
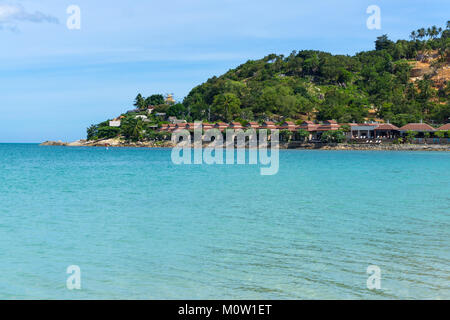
left=399, top=123, right=435, bottom=138
left=175, top=123, right=187, bottom=130
left=278, top=121, right=297, bottom=131
left=438, top=123, right=450, bottom=131
left=297, top=121, right=319, bottom=140
left=316, top=120, right=340, bottom=132
left=214, top=122, right=229, bottom=132
left=260, top=121, right=277, bottom=130
left=245, top=122, right=259, bottom=129
left=158, top=124, right=170, bottom=132
left=202, top=123, right=214, bottom=131
left=229, top=122, right=243, bottom=130
left=374, top=123, right=400, bottom=139
left=167, top=124, right=177, bottom=131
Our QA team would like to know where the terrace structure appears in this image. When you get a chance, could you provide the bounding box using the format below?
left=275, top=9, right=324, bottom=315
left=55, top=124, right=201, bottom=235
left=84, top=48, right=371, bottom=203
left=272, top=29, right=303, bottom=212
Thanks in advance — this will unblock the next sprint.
left=349, top=123, right=379, bottom=139
left=374, top=123, right=400, bottom=139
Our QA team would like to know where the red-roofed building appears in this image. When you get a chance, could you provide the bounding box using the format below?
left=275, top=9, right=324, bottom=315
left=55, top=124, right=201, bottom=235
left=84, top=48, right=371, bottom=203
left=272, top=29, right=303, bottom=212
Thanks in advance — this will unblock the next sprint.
left=278, top=121, right=297, bottom=131
left=229, top=122, right=243, bottom=130
left=214, top=122, right=229, bottom=131
left=260, top=121, right=277, bottom=130
left=374, top=123, right=400, bottom=139
left=245, top=122, right=259, bottom=129
left=399, top=123, right=436, bottom=132
left=438, top=123, right=450, bottom=131
left=316, top=120, right=341, bottom=132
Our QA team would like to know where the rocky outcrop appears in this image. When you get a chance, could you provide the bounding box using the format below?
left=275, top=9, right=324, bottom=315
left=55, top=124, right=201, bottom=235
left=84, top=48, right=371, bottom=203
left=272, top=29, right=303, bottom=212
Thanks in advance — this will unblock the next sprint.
left=41, top=139, right=450, bottom=151
left=40, top=140, right=67, bottom=146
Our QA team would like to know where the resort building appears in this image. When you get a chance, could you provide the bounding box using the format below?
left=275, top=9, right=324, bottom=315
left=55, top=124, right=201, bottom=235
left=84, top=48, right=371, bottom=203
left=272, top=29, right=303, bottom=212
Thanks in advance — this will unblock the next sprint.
left=438, top=123, right=450, bottom=131
left=109, top=119, right=121, bottom=127
left=260, top=121, right=277, bottom=130
left=349, top=123, right=379, bottom=139
left=278, top=121, right=297, bottom=131
left=399, top=123, right=436, bottom=137
left=214, top=122, right=229, bottom=132
left=374, top=123, right=400, bottom=138
left=245, top=122, right=259, bottom=129
left=229, top=122, right=243, bottom=130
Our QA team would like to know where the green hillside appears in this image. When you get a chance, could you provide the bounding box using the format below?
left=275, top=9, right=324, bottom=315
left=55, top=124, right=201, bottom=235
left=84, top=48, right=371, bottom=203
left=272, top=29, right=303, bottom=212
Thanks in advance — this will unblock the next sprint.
left=88, top=23, right=450, bottom=141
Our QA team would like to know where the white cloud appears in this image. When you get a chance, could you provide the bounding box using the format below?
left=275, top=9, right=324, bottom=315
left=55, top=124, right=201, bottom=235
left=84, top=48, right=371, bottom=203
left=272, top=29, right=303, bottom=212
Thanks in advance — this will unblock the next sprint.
left=0, top=3, right=58, bottom=31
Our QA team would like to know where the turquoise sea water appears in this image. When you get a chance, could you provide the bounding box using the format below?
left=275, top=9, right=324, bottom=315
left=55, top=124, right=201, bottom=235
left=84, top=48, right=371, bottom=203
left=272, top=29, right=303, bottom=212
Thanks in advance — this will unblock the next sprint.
left=0, top=144, right=449, bottom=299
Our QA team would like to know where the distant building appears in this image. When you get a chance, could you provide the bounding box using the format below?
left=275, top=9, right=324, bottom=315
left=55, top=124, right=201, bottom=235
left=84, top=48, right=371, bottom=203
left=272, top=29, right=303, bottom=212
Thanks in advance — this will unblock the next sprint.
left=438, top=123, right=450, bottom=131
left=260, top=121, right=277, bottom=130
left=109, top=120, right=121, bottom=127
left=229, top=122, right=243, bottom=130
left=245, top=122, right=259, bottom=129
left=278, top=121, right=296, bottom=131
left=165, top=94, right=175, bottom=104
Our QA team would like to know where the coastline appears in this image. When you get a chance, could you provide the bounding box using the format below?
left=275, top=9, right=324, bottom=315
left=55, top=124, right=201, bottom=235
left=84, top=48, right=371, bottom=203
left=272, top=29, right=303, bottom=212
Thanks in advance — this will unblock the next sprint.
left=40, top=139, right=450, bottom=151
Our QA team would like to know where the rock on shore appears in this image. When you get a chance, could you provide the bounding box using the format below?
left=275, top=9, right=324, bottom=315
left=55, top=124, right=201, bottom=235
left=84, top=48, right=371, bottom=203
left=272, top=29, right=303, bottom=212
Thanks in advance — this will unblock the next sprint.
left=40, top=139, right=450, bottom=151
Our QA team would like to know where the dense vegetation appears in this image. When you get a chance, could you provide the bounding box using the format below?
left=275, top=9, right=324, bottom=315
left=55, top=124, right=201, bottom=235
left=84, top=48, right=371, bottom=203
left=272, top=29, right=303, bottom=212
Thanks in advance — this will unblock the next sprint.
left=88, top=22, right=450, bottom=141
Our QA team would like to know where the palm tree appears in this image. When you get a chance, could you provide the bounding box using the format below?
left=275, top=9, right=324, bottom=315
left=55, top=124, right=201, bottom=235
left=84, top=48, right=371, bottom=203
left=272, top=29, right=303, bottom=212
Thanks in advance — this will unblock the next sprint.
left=410, top=31, right=417, bottom=41
left=417, top=28, right=426, bottom=39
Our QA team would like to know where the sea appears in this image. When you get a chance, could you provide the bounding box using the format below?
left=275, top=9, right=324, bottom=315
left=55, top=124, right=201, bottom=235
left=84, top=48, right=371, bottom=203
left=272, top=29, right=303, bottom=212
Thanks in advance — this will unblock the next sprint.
left=0, top=144, right=448, bottom=299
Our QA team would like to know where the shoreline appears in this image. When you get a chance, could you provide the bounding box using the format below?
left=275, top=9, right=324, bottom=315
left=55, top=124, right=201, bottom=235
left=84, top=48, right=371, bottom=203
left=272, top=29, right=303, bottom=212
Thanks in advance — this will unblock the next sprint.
left=40, top=139, right=450, bottom=151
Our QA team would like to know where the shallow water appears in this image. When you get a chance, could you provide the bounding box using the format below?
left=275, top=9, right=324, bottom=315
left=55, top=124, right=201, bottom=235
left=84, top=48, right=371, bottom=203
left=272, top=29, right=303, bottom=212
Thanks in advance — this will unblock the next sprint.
left=0, top=144, right=449, bottom=299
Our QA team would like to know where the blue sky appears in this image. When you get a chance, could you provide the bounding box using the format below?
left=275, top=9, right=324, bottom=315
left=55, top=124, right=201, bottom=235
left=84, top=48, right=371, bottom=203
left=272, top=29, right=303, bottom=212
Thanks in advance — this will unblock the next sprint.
left=0, top=0, right=448, bottom=142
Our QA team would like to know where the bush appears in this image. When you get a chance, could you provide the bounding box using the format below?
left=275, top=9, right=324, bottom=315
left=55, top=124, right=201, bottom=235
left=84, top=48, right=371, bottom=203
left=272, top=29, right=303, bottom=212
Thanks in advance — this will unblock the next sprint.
left=296, top=129, right=309, bottom=142
left=97, top=126, right=120, bottom=139
left=321, top=130, right=346, bottom=143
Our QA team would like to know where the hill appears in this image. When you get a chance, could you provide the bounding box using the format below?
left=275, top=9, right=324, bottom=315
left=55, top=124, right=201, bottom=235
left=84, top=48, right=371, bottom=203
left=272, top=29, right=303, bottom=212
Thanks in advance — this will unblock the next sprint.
left=87, top=22, right=450, bottom=141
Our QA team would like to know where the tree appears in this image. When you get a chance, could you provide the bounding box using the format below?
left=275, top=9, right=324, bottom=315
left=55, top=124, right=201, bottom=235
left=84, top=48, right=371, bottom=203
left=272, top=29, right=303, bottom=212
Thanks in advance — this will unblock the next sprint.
left=97, top=126, right=120, bottom=139
left=280, top=130, right=293, bottom=142
left=87, top=124, right=98, bottom=140
left=405, top=130, right=418, bottom=143
left=122, top=118, right=144, bottom=141
left=321, top=130, right=346, bottom=143
left=146, top=94, right=165, bottom=106
left=133, top=94, right=146, bottom=110
left=296, top=129, right=310, bottom=142
left=375, top=35, right=394, bottom=51
left=212, top=93, right=241, bottom=122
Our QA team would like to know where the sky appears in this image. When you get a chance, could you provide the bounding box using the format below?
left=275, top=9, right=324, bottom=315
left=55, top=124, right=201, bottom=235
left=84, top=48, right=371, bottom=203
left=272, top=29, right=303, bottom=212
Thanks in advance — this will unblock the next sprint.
left=0, top=0, right=448, bottom=142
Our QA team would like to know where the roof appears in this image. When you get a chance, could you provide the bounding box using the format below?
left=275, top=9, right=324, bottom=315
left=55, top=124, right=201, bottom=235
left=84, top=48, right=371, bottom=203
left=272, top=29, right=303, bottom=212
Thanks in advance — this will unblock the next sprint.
left=374, top=123, right=400, bottom=131
left=438, top=123, right=450, bottom=130
left=399, top=123, right=436, bottom=132
left=246, top=122, right=259, bottom=128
